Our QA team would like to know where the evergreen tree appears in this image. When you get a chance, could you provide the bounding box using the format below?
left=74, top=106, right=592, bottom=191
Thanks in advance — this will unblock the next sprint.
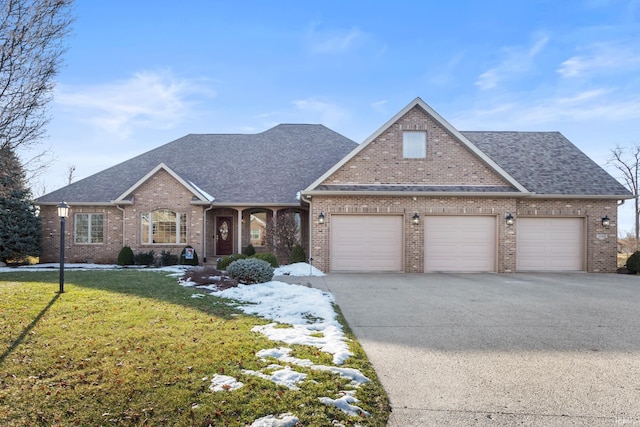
left=0, top=146, right=41, bottom=264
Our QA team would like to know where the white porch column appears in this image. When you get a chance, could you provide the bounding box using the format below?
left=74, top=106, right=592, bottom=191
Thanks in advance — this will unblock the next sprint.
left=237, top=208, right=244, bottom=254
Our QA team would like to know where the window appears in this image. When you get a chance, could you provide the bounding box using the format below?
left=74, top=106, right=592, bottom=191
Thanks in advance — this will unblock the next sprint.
left=141, top=209, right=187, bottom=244
left=75, top=213, right=104, bottom=244
left=250, top=212, right=266, bottom=246
left=403, top=131, right=426, bottom=158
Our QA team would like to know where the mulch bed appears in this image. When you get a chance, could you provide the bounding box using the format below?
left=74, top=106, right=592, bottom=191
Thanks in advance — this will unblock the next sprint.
left=181, top=266, right=239, bottom=290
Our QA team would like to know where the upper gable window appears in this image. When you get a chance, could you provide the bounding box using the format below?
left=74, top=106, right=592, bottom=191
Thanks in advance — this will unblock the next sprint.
left=403, top=131, right=426, bottom=158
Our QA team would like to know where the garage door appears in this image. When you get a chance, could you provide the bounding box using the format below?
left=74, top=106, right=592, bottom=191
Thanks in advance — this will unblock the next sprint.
left=425, top=216, right=496, bottom=272
left=517, top=218, right=584, bottom=271
left=331, top=215, right=403, bottom=272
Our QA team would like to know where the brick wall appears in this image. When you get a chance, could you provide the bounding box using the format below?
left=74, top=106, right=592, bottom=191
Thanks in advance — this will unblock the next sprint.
left=325, top=106, right=511, bottom=187
left=39, top=169, right=207, bottom=264
left=308, top=195, right=618, bottom=273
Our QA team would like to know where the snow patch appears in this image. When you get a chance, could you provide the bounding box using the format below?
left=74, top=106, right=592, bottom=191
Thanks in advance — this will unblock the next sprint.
left=250, top=412, right=300, bottom=427
left=209, top=374, right=243, bottom=392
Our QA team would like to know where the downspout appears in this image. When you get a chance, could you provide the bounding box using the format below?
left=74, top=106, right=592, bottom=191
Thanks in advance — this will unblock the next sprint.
left=300, top=193, right=313, bottom=265
left=115, top=204, right=126, bottom=247
left=203, top=203, right=215, bottom=263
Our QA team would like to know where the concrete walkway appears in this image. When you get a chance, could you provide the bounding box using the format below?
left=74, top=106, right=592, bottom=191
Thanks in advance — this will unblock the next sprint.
left=281, top=273, right=640, bottom=426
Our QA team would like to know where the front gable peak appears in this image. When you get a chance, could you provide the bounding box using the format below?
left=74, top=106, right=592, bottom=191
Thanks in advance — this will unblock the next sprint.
left=305, top=97, right=528, bottom=194
left=113, top=163, right=214, bottom=203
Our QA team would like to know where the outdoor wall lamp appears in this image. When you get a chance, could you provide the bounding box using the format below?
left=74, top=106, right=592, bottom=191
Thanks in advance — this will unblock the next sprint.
left=57, top=201, right=69, bottom=293
left=318, top=212, right=325, bottom=224
left=602, top=215, right=611, bottom=227
left=505, top=213, right=515, bottom=225
left=412, top=212, right=420, bottom=225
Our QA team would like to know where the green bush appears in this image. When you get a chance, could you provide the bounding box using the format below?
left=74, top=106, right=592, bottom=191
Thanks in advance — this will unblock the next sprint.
left=117, top=246, right=134, bottom=266
left=243, top=244, right=256, bottom=256
left=253, top=252, right=279, bottom=268
left=134, top=250, right=155, bottom=266
left=227, top=258, right=274, bottom=284
left=289, top=244, right=306, bottom=264
left=626, top=251, right=640, bottom=274
left=217, top=254, right=248, bottom=270
left=179, top=245, right=199, bottom=266
left=160, top=250, right=179, bottom=266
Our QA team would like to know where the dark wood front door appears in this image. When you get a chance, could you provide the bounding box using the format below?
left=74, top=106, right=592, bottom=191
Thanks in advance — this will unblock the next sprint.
left=216, top=216, right=233, bottom=255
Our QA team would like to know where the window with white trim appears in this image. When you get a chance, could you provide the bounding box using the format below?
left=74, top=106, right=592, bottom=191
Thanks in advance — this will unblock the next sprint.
left=403, top=131, right=427, bottom=158
left=141, top=209, right=187, bottom=244
left=75, top=213, right=104, bottom=244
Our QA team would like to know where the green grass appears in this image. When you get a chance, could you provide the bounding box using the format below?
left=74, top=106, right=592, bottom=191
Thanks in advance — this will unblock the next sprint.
left=0, top=270, right=390, bottom=426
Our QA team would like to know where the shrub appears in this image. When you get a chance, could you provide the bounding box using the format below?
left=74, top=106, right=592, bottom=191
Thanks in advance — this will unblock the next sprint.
left=160, top=250, right=179, bottom=266
left=243, top=244, right=256, bottom=256
left=117, top=246, right=134, bottom=266
left=216, top=254, right=248, bottom=270
left=253, top=252, right=279, bottom=268
left=227, top=258, right=274, bottom=284
left=289, top=244, right=306, bottom=264
left=626, top=251, right=640, bottom=274
left=179, top=245, right=199, bottom=266
left=134, top=250, right=155, bottom=266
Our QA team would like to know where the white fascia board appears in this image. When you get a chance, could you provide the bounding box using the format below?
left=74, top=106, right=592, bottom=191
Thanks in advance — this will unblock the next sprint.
left=304, top=97, right=530, bottom=194
left=113, top=163, right=210, bottom=203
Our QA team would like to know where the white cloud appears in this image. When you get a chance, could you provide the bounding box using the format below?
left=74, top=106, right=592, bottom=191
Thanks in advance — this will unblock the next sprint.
left=55, top=70, right=216, bottom=138
left=305, top=24, right=369, bottom=54
left=557, top=42, right=640, bottom=78
left=475, top=34, right=550, bottom=90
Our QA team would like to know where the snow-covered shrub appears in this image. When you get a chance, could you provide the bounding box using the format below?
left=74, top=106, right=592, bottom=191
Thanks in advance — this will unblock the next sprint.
left=227, top=258, right=274, bottom=284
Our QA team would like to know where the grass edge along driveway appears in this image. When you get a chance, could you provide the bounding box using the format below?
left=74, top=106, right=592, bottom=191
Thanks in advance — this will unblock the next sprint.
left=0, top=269, right=390, bottom=426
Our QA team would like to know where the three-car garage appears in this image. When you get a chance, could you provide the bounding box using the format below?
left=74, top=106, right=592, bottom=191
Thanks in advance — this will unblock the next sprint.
left=328, top=214, right=585, bottom=273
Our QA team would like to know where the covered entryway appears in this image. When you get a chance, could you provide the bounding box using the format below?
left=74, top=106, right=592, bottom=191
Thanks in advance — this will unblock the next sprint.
left=516, top=217, right=584, bottom=271
left=330, top=215, right=403, bottom=272
left=424, top=216, right=496, bottom=272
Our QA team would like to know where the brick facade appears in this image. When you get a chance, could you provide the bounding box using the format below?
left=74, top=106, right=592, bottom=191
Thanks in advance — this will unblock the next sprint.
left=306, top=104, right=620, bottom=273
left=308, top=196, right=618, bottom=273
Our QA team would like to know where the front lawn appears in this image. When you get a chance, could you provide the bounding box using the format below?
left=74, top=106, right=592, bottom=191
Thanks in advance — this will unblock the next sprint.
left=0, top=270, right=390, bottom=426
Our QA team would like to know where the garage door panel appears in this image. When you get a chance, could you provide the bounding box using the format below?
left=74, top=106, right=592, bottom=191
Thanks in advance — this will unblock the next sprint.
left=517, top=218, right=584, bottom=271
left=331, top=215, right=403, bottom=272
left=425, top=216, right=496, bottom=272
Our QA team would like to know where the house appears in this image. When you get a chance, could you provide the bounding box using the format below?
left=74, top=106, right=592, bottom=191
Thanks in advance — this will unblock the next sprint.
left=37, top=98, right=632, bottom=272
left=36, top=124, right=358, bottom=264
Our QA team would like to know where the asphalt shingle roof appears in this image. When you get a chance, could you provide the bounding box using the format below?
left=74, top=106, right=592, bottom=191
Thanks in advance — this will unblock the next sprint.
left=38, top=124, right=358, bottom=204
left=460, top=131, right=630, bottom=196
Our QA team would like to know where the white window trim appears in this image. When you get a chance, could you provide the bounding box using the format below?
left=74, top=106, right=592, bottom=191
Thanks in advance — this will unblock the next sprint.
left=141, top=210, right=187, bottom=245
left=403, top=131, right=427, bottom=158
left=74, top=213, right=104, bottom=244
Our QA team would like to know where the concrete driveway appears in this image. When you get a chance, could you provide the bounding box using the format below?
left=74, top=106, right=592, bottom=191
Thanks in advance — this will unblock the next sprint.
left=299, top=273, right=640, bottom=426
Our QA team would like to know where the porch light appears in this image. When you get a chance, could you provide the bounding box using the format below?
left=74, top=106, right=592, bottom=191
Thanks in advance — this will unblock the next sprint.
left=505, top=213, right=515, bottom=226
left=57, top=201, right=69, bottom=293
left=412, top=212, right=420, bottom=225
left=318, top=212, right=325, bottom=224
left=602, top=215, right=611, bottom=227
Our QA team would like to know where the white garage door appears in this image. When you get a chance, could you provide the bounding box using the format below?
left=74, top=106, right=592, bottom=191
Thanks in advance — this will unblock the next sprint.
left=425, top=216, right=496, bottom=272
left=517, top=218, right=584, bottom=271
left=331, top=215, right=403, bottom=272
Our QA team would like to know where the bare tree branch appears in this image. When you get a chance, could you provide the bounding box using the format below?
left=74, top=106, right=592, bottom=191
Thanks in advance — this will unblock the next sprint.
left=608, top=144, right=640, bottom=246
left=0, top=0, right=74, bottom=152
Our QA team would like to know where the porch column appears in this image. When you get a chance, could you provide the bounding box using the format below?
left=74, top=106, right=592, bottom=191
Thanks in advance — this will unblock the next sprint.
left=237, top=208, right=244, bottom=254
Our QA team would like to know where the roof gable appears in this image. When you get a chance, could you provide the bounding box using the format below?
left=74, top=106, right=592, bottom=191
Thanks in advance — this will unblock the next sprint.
left=306, top=97, right=528, bottom=193
left=37, top=124, right=357, bottom=205
left=114, top=163, right=212, bottom=203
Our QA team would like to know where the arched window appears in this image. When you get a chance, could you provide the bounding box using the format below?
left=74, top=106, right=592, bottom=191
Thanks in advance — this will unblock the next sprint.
left=141, top=209, right=187, bottom=244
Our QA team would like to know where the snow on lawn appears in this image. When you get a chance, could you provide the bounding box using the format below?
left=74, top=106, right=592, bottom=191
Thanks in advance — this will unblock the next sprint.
left=273, top=262, right=325, bottom=276
left=250, top=413, right=299, bottom=427
left=209, top=374, right=244, bottom=392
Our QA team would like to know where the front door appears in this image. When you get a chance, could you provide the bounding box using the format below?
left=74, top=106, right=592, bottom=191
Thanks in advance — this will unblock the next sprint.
left=216, top=216, right=233, bottom=255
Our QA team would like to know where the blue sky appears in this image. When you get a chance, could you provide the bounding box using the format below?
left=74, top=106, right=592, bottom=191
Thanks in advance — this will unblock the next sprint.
left=27, top=0, right=640, bottom=232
